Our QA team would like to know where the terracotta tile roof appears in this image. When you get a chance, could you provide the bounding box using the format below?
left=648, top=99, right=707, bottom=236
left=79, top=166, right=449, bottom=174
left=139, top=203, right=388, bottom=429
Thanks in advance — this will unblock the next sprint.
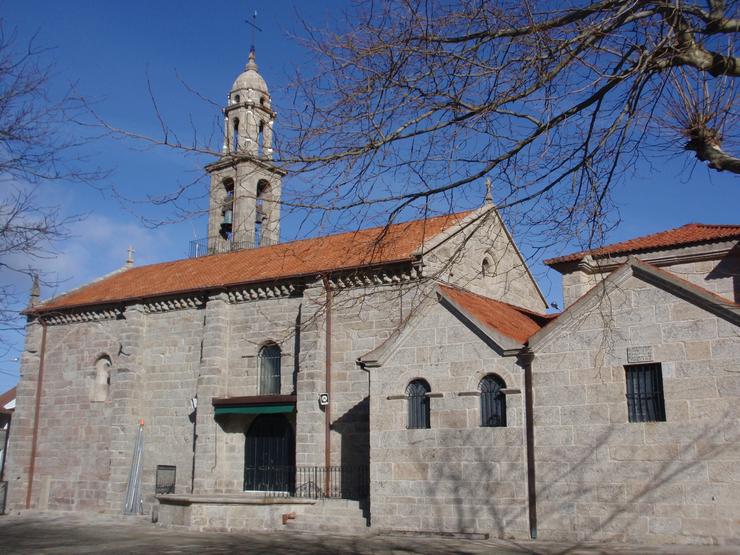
left=545, top=223, right=740, bottom=266
left=0, top=386, right=15, bottom=413
left=34, top=211, right=473, bottom=313
left=438, top=284, right=556, bottom=344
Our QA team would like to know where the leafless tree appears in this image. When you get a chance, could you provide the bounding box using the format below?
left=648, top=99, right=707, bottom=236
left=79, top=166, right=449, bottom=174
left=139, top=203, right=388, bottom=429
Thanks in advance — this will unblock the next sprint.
left=83, top=1, right=738, bottom=268
left=0, top=19, right=100, bottom=340
left=277, top=0, right=738, bottom=248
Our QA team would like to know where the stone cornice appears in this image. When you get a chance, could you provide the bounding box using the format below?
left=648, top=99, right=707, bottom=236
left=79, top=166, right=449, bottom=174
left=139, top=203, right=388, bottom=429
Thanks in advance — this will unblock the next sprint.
left=204, top=153, right=287, bottom=176
left=555, top=240, right=738, bottom=275
left=142, top=295, right=206, bottom=313
left=42, top=307, right=123, bottom=326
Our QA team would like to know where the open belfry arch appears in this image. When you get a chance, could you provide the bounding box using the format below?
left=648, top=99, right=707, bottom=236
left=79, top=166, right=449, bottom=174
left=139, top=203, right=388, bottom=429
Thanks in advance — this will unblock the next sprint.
left=206, top=48, right=284, bottom=253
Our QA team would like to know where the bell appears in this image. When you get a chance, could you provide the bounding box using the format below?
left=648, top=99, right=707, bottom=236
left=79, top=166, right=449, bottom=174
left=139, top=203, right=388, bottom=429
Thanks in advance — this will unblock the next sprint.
left=222, top=209, right=233, bottom=226
left=219, top=209, right=233, bottom=239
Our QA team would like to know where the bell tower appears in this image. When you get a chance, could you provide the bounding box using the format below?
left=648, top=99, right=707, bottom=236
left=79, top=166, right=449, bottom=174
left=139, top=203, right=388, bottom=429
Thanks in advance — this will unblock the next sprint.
left=205, top=48, right=285, bottom=253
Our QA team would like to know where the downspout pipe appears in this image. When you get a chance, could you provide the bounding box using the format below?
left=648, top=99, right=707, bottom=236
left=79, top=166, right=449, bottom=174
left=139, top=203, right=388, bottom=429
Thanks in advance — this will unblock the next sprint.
left=518, top=347, right=537, bottom=539
left=26, top=318, right=48, bottom=509
left=322, top=276, right=332, bottom=493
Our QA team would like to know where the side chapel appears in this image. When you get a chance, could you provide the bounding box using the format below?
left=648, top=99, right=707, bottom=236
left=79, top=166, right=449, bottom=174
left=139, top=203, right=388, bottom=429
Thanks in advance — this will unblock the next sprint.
left=5, top=47, right=739, bottom=546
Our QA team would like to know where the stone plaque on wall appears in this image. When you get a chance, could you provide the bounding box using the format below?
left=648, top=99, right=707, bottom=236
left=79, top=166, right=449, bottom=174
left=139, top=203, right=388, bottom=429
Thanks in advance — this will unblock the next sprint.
left=627, top=346, right=653, bottom=363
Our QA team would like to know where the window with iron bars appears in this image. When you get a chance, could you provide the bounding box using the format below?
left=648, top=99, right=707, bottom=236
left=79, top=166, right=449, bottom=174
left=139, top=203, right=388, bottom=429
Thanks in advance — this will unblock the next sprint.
left=406, top=379, right=431, bottom=429
left=480, top=374, right=506, bottom=427
left=625, top=363, right=666, bottom=423
left=259, top=344, right=282, bottom=395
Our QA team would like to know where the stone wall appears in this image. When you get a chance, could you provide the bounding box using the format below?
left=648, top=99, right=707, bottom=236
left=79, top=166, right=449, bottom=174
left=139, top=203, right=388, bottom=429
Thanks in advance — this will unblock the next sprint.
left=5, top=317, right=124, bottom=512
left=369, top=300, right=529, bottom=538
left=560, top=243, right=739, bottom=307
left=424, top=208, right=547, bottom=313
left=531, top=273, right=740, bottom=545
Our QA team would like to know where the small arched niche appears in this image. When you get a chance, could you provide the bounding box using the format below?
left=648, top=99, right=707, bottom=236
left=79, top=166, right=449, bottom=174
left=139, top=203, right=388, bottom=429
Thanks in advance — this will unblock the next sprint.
left=91, top=354, right=112, bottom=402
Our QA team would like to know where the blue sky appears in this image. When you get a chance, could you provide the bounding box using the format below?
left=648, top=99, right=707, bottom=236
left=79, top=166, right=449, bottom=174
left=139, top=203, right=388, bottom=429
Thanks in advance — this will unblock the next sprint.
left=0, top=1, right=737, bottom=392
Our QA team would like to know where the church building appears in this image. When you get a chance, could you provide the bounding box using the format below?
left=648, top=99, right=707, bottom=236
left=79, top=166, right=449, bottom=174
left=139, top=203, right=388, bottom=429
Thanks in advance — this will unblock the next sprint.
left=4, top=48, right=739, bottom=547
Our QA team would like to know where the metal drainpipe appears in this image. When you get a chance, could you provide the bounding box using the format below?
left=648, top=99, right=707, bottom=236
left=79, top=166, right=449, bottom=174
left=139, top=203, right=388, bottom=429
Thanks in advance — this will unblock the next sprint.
left=519, top=348, right=537, bottom=539
left=26, top=319, right=47, bottom=509
left=323, top=276, right=332, bottom=493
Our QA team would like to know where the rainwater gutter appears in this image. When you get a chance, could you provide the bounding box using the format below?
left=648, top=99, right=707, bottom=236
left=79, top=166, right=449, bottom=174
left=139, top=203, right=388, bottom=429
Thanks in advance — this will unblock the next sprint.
left=26, top=319, right=47, bottom=509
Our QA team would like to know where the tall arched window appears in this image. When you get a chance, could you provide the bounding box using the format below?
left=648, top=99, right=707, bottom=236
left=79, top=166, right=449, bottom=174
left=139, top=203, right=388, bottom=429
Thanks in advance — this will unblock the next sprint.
left=406, top=379, right=430, bottom=429
left=257, top=121, right=264, bottom=155
left=480, top=374, right=506, bottom=427
left=92, top=355, right=111, bottom=402
left=232, top=118, right=240, bottom=151
left=255, top=180, right=270, bottom=245
left=259, top=343, right=282, bottom=395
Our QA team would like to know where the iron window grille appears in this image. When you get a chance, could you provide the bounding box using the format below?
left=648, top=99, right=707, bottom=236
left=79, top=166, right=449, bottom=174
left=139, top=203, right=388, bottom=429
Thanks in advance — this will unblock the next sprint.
left=480, top=374, right=507, bottom=427
left=259, top=344, right=282, bottom=395
left=625, top=363, right=666, bottom=423
left=406, top=380, right=431, bottom=429
left=155, top=465, right=176, bottom=495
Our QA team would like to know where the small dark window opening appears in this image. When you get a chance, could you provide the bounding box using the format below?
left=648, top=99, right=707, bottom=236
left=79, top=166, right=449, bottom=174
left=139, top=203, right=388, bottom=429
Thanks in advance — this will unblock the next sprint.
left=482, top=257, right=491, bottom=276
left=625, top=363, right=666, bottom=423
left=480, top=374, right=506, bottom=427
left=406, top=379, right=430, bottom=429
left=257, top=121, right=264, bottom=155
left=232, top=118, right=240, bottom=152
left=234, top=94, right=240, bottom=103
left=260, top=96, right=266, bottom=107
left=259, top=343, right=282, bottom=395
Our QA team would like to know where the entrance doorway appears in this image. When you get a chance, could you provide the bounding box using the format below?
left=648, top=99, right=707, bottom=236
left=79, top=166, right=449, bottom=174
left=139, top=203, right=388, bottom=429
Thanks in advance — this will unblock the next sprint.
left=243, top=414, right=295, bottom=492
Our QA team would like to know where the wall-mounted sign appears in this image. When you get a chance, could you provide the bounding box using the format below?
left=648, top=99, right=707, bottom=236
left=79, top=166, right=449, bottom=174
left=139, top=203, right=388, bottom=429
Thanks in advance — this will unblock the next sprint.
left=627, top=346, right=653, bottom=364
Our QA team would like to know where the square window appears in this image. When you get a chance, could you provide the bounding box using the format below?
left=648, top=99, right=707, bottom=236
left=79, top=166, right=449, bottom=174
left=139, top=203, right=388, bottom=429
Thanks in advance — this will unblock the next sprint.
left=625, top=363, right=666, bottom=423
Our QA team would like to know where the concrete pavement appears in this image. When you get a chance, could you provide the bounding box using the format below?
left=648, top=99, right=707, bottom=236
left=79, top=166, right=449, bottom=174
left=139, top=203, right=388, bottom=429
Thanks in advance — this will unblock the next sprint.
left=0, top=512, right=736, bottom=554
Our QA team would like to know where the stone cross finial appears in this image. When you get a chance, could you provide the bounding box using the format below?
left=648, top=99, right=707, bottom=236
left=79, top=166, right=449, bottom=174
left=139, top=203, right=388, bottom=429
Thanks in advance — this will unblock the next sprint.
left=246, top=9, right=262, bottom=58
left=484, top=177, right=493, bottom=205
left=126, top=245, right=135, bottom=268
left=29, top=273, right=40, bottom=307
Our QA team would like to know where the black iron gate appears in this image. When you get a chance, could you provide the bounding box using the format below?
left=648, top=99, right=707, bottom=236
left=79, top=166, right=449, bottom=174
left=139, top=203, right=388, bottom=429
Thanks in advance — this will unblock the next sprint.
left=244, top=414, right=295, bottom=492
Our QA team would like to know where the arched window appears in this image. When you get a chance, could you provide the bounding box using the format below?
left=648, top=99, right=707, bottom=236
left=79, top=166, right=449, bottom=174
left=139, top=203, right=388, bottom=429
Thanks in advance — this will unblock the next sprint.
left=234, top=94, right=240, bottom=104
left=255, top=180, right=270, bottom=245
left=232, top=118, right=240, bottom=151
left=92, top=355, right=111, bottom=402
left=259, top=343, right=282, bottom=395
left=480, top=374, right=506, bottom=427
left=257, top=121, right=264, bottom=155
left=406, top=379, right=430, bottom=429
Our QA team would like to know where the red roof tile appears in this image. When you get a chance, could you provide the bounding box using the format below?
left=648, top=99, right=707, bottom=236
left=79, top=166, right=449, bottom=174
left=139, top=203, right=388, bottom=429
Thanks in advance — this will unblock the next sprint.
left=0, top=386, right=15, bottom=413
left=545, top=223, right=740, bottom=266
left=438, top=284, right=555, bottom=344
left=34, top=211, right=473, bottom=313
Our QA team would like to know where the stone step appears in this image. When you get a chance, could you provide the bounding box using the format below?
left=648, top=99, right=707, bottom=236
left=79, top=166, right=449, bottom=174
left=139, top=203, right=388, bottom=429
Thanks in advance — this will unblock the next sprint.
left=283, top=498, right=370, bottom=534
left=285, top=519, right=371, bottom=535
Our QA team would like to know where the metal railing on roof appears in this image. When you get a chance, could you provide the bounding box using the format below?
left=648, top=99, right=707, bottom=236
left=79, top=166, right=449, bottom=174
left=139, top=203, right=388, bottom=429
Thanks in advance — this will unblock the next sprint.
left=189, top=236, right=277, bottom=258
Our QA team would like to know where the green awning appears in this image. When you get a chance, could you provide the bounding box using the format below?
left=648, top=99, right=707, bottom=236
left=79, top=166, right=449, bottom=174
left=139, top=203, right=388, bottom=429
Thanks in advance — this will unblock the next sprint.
left=214, top=403, right=294, bottom=416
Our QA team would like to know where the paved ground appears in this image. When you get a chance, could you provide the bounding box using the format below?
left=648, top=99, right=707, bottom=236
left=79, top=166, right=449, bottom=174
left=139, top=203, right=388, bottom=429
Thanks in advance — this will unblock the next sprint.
left=0, top=512, right=737, bottom=554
